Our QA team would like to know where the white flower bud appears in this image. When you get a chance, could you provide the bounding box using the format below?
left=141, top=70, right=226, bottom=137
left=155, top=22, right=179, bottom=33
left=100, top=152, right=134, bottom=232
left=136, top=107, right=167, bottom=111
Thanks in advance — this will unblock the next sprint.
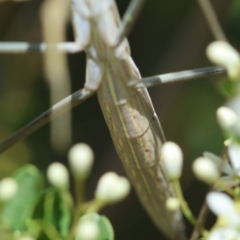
left=206, top=41, right=240, bottom=80
left=95, top=172, right=130, bottom=204
left=216, top=106, right=238, bottom=130
left=166, top=197, right=180, bottom=211
left=193, top=157, right=220, bottom=184
left=47, top=162, right=69, bottom=189
left=0, top=177, right=18, bottom=202
left=68, top=143, right=94, bottom=179
left=161, top=142, right=183, bottom=179
left=75, top=220, right=100, bottom=240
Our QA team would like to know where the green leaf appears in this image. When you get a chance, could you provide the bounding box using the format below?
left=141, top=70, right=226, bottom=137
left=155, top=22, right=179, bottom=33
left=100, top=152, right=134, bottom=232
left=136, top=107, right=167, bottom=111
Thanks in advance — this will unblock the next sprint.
left=32, top=188, right=71, bottom=238
left=1, top=164, right=44, bottom=231
left=98, top=215, right=114, bottom=240
left=218, top=79, right=238, bottom=98
left=31, top=191, right=46, bottom=221
left=79, top=213, right=114, bottom=240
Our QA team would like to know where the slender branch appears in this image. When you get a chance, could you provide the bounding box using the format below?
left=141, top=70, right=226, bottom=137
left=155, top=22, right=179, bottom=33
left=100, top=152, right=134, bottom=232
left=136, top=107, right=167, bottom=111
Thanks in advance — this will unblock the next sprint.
left=197, top=0, right=227, bottom=41
left=190, top=196, right=210, bottom=240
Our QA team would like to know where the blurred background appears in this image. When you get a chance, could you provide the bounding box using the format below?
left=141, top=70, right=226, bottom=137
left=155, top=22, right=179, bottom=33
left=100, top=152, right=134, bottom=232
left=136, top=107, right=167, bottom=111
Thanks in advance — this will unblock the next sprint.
left=0, top=0, right=239, bottom=239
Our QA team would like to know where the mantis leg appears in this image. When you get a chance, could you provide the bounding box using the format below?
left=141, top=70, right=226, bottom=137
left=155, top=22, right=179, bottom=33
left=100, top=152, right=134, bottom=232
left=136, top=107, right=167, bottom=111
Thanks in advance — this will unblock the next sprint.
left=0, top=42, right=85, bottom=54
left=0, top=0, right=147, bottom=53
left=117, top=0, right=146, bottom=45
left=0, top=88, right=95, bottom=154
left=130, top=66, right=226, bottom=88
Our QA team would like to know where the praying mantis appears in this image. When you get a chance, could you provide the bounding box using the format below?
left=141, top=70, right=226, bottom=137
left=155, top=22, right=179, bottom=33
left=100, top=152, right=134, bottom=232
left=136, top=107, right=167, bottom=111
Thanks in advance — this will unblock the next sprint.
left=0, top=0, right=227, bottom=239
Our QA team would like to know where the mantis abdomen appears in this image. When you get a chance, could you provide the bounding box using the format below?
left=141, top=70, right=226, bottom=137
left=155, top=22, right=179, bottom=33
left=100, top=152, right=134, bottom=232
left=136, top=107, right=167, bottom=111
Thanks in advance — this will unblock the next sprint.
left=96, top=56, right=185, bottom=239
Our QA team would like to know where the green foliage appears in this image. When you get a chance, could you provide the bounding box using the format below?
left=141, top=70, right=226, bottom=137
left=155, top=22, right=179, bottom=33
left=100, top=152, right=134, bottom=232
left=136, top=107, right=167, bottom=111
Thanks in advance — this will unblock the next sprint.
left=228, top=0, right=240, bottom=23
left=0, top=164, right=115, bottom=240
left=218, top=79, right=239, bottom=98
left=1, top=165, right=44, bottom=231
left=32, top=188, right=71, bottom=238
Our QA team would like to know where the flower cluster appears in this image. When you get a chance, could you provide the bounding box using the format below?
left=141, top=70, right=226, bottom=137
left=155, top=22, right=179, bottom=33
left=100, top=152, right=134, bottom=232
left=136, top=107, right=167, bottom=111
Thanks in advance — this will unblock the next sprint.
left=46, top=143, right=130, bottom=240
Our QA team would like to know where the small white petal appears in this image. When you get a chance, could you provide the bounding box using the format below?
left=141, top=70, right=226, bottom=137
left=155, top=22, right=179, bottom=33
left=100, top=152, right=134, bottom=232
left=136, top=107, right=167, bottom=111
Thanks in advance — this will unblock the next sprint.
left=161, top=142, right=183, bottom=179
left=203, top=152, right=234, bottom=176
left=228, top=142, right=240, bottom=176
left=225, top=98, right=240, bottom=138
left=207, top=193, right=240, bottom=228
left=68, top=143, right=94, bottom=179
left=95, top=172, right=130, bottom=203
left=0, top=178, right=18, bottom=202
left=76, top=220, right=100, bottom=240
left=226, top=97, right=240, bottom=116
left=208, top=228, right=225, bottom=240
left=208, top=227, right=240, bottom=240
left=47, top=162, right=69, bottom=189
left=206, top=41, right=240, bottom=80
left=193, top=157, right=220, bottom=184
left=207, top=192, right=235, bottom=217
left=216, top=106, right=238, bottom=130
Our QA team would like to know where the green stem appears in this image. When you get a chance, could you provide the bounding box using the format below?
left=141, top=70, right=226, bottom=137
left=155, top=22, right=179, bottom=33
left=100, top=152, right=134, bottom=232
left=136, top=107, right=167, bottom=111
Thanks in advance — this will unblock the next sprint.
left=85, top=199, right=106, bottom=214
left=172, top=179, right=197, bottom=225
left=60, top=189, right=74, bottom=212
left=214, top=180, right=235, bottom=196
left=0, top=201, right=3, bottom=216
left=35, top=220, right=61, bottom=240
left=74, top=178, right=85, bottom=206
left=172, top=179, right=207, bottom=236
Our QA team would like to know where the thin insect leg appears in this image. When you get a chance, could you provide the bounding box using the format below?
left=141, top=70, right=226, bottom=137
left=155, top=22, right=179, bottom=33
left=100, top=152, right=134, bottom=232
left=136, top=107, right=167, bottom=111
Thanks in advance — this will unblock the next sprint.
left=0, top=88, right=95, bottom=154
left=116, top=0, right=146, bottom=45
left=0, top=42, right=84, bottom=53
left=129, top=66, right=226, bottom=88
